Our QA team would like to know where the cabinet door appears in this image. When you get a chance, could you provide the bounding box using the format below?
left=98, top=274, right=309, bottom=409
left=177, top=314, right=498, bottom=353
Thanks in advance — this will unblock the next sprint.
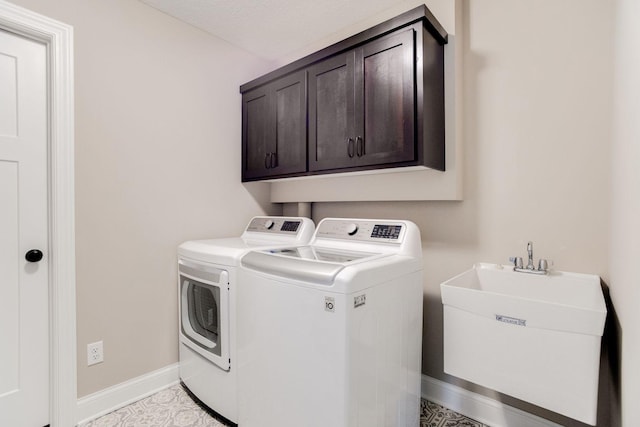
left=242, top=85, right=273, bottom=180
left=271, top=71, right=307, bottom=177
left=308, top=52, right=356, bottom=171
left=309, top=28, right=416, bottom=173
left=355, top=28, right=416, bottom=167
left=242, top=71, right=307, bottom=181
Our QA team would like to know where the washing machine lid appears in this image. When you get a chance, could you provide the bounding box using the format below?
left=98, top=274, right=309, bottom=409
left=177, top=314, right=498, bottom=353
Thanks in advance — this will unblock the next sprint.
left=241, top=246, right=388, bottom=285
left=266, top=246, right=377, bottom=263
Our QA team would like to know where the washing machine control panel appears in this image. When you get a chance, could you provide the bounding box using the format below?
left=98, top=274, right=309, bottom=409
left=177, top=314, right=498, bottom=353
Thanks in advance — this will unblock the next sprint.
left=315, top=219, right=406, bottom=243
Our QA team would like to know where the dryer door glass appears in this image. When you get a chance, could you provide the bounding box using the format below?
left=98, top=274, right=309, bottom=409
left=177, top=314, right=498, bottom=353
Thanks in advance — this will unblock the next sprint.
left=186, top=280, right=221, bottom=355
left=179, top=262, right=230, bottom=371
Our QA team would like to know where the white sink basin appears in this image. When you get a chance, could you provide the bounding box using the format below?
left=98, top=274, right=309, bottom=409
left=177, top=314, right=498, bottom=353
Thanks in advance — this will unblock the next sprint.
left=441, top=263, right=607, bottom=425
left=441, top=262, right=607, bottom=335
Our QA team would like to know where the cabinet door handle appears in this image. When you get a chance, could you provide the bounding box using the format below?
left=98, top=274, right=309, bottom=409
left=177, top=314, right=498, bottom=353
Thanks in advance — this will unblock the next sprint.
left=347, top=138, right=355, bottom=158
left=270, top=152, right=277, bottom=169
left=356, top=136, right=364, bottom=157
left=264, top=153, right=271, bottom=169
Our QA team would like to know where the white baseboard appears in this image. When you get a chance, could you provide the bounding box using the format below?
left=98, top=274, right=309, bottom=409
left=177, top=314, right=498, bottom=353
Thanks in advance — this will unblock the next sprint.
left=421, top=375, right=562, bottom=427
left=76, top=363, right=180, bottom=425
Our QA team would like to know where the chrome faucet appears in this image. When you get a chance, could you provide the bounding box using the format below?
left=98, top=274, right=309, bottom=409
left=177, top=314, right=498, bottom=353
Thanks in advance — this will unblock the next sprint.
left=526, top=242, right=535, bottom=270
left=510, top=241, right=548, bottom=275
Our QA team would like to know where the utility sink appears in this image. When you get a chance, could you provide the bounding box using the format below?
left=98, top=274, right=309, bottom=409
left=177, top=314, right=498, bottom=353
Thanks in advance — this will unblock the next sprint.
left=441, top=263, right=607, bottom=335
left=441, top=263, right=607, bottom=425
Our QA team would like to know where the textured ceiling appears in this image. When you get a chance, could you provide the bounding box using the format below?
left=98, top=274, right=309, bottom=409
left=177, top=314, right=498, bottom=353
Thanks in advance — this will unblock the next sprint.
left=139, top=0, right=409, bottom=61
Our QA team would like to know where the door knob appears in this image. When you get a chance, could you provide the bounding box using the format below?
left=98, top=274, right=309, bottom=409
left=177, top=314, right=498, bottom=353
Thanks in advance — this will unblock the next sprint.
left=25, top=249, right=43, bottom=263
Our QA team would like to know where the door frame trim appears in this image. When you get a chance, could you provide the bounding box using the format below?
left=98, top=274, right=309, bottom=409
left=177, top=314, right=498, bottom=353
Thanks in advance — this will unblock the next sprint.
left=0, top=2, right=76, bottom=426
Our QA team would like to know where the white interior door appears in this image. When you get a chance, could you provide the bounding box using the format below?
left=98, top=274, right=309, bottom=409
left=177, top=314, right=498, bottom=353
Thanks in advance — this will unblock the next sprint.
left=0, top=28, right=49, bottom=427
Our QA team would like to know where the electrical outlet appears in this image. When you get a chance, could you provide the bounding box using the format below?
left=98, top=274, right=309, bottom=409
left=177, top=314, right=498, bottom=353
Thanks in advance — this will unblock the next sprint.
left=87, top=341, right=104, bottom=366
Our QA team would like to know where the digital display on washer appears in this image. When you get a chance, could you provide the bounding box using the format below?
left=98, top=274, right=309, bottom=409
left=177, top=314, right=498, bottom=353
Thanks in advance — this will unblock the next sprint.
left=280, top=221, right=300, bottom=232
left=371, top=224, right=402, bottom=239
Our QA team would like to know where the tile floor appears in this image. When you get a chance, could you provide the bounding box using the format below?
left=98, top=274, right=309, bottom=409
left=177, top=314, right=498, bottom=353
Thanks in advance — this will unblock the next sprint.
left=80, top=383, right=489, bottom=427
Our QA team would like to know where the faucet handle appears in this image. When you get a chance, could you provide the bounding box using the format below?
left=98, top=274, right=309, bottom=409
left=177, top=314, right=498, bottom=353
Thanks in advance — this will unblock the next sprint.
left=509, top=256, right=523, bottom=269
left=538, top=259, right=549, bottom=271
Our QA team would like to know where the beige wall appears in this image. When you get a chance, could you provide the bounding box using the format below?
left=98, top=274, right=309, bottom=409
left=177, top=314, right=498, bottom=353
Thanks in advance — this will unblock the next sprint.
left=10, top=0, right=278, bottom=397
left=610, top=0, right=640, bottom=425
left=300, top=1, right=614, bottom=425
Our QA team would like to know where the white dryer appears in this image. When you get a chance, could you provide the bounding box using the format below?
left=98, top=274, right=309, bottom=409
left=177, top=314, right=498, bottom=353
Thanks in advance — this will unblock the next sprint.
left=177, top=216, right=314, bottom=424
left=237, top=218, right=424, bottom=427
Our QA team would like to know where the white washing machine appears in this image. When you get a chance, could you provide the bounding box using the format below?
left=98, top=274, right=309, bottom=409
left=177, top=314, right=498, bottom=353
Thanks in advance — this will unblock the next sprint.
left=237, top=218, right=424, bottom=427
left=177, top=216, right=315, bottom=424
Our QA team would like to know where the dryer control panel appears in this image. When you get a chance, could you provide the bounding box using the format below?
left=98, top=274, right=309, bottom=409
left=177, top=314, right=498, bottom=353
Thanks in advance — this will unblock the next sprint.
left=315, top=219, right=406, bottom=243
left=244, top=216, right=309, bottom=236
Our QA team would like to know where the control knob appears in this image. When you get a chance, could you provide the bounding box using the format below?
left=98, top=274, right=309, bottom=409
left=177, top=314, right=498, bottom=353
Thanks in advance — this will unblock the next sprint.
left=346, top=223, right=359, bottom=236
left=264, top=220, right=275, bottom=230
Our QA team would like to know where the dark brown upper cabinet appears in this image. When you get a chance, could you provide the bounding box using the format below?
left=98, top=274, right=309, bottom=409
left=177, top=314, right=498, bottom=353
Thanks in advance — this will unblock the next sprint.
left=309, top=28, right=415, bottom=172
left=242, top=71, right=307, bottom=181
left=240, top=5, right=447, bottom=182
